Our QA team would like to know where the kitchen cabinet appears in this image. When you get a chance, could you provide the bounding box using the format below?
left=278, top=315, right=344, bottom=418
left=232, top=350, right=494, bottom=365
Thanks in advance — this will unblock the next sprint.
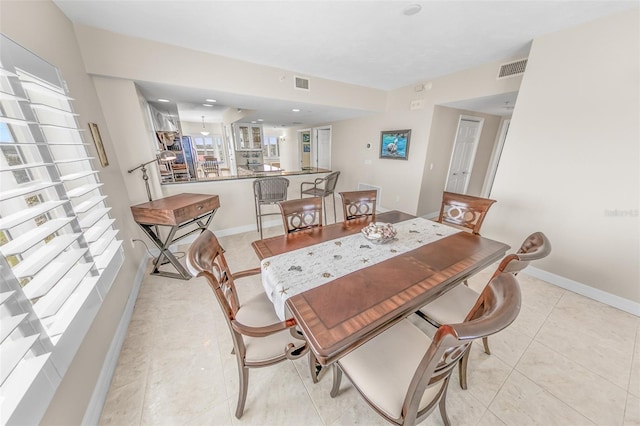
left=234, top=123, right=263, bottom=150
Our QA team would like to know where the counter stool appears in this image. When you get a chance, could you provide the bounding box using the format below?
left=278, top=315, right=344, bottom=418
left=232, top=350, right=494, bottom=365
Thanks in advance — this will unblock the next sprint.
left=253, top=176, right=289, bottom=239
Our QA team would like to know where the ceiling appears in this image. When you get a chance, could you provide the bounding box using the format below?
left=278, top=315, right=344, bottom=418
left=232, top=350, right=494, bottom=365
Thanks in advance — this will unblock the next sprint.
left=54, top=0, right=637, bottom=127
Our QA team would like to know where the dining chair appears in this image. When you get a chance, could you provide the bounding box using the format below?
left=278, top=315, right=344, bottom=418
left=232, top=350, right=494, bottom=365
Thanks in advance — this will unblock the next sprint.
left=437, top=191, right=497, bottom=235
left=339, top=189, right=377, bottom=223
left=416, top=231, right=551, bottom=389
left=300, top=171, right=340, bottom=224
left=253, top=176, right=289, bottom=239
left=330, top=272, right=522, bottom=426
left=186, top=229, right=308, bottom=418
left=278, top=196, right=323, bottom=233
left=202, top=155, right=219, bottom=177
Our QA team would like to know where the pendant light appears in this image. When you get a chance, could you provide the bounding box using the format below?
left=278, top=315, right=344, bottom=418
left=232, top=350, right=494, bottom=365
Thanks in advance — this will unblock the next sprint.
left=200, top=115, right=210, bottom=136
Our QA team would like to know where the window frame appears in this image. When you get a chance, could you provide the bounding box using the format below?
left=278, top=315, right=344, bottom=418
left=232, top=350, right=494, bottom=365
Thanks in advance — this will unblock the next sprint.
left=0, top=35, right=124, bottom=425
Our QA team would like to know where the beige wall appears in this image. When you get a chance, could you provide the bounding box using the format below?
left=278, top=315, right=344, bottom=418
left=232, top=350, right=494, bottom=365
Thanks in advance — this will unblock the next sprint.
left=0, top=0, right=148, bottom=424
left=485, top=10, right=640, bottom=302
left=330, top=61, right=522, bottom=214
left=415, top=106, right=503, bottom=215
left=72, top=24, right=387, bottom=114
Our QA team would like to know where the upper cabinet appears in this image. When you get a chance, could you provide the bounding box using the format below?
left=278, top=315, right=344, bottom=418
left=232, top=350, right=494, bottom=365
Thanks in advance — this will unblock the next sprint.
left=234, top=123, right=263, bottom=150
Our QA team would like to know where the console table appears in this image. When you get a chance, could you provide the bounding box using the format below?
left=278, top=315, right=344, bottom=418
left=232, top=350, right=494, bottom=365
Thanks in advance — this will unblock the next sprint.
left=130, top=193, right=220, bottom=279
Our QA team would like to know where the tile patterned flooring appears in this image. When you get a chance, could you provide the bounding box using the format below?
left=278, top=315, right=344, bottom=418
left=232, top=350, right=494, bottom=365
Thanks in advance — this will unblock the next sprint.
left=99, top=227, right=640, bottom=425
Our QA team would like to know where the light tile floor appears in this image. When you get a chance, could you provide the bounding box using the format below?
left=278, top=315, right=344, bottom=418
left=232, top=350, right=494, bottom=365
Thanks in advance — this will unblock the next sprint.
left=99, top=226, right=640, bottom=426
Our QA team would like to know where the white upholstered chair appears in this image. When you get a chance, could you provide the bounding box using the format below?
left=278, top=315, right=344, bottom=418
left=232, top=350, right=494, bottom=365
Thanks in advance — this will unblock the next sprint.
left=330, top=273, right=523, bottom=426
left=186, top=230, right=308, bottom=418
left=417, top=231, right=551, bottom=388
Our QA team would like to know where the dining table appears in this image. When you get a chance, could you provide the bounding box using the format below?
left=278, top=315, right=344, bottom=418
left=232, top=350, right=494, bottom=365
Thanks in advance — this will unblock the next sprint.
left=251, top=210, right=509, bottom=367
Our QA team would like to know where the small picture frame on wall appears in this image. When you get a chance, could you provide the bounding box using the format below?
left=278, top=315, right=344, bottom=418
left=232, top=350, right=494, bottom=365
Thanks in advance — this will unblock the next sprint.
left=380, top=129, right=411, bottom=160
left=89, top=122, right=109, bottom=167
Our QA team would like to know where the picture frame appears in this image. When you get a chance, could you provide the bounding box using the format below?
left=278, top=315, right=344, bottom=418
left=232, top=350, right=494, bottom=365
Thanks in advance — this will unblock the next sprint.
left=380, top=129, right=411, bottom=160
left=89, top=122, right=109, bottom=167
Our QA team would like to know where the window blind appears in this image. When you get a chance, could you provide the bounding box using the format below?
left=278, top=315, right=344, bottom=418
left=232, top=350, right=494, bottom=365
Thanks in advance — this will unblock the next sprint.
left=0, top=35, right=123, bottom=424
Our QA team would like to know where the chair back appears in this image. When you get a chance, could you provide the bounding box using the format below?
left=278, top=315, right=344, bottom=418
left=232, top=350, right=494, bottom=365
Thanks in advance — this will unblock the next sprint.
left=323, top=171, right=341, bottom=194
left=494, top=231, right=552, bottom=276
left=254, top=176, right=289, bottom=205
left=186, top=230, right=241, bottom=318
left=437, top=191, right=496, bottom=234
left=340, top=190, right=377, bottom=222
left=278, top=197, right=323, bottom=233
left=406, top=273, right=521, bottom=423
left=202, top=158, right=219, bottom=176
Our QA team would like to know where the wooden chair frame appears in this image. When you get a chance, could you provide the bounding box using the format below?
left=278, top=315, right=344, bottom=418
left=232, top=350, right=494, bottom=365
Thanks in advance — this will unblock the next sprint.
left=339, top=190, right=377, bottom=223
left=437, top=191, right=496, bottom=235
left=331, top=273, right=522, bottom=426
left=278, top=197, right=323, bottom=233
left=186, top=230, right=308, bottom=418
left=417, top=231, right=551, bottom=389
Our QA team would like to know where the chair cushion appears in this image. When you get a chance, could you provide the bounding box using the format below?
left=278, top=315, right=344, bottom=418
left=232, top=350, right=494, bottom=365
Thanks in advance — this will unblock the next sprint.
left=236, top=292, right=304, bottom=363
left=419, top=284, right=479, bottom=325
left=338, top=319, right=444, bottom=420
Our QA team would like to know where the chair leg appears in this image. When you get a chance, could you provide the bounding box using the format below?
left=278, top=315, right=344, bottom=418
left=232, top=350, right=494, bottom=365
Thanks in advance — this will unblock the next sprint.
left=235, top=366, right=249, bottom=419
left=438, top=380, right=451, bottom=426
left=458, top=346, right=470, bottom=390
left=331, top=193, right=337, bottom=223
left=322, top=197, right=328, bottom=225
left=482, top=336, right=491, bottom=355
left=330, top=364, right=342, bottom=398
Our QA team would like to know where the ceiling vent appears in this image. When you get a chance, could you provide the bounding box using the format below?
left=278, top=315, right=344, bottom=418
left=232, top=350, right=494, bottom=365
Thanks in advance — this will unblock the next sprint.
left=497, top=58, right=528, bottom=79
left=294, top=76, right=310, bottom=91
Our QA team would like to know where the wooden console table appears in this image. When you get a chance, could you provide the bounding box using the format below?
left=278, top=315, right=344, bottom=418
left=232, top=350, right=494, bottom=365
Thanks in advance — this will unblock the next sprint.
left=130, top=193, right=220, bottom=279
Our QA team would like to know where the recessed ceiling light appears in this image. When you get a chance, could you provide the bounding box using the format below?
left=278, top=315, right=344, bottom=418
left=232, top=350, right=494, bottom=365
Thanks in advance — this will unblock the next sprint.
left=292, top=108, right=300, bottom=112
left=203, top=103, right=213, bottom=107
left=257, top=119, right=264, bottom=122
left=403, top=4, right=422, bottom=16
left=157, top=98, right=170, bottom=103
left=205, top=99, right=217, bottom=103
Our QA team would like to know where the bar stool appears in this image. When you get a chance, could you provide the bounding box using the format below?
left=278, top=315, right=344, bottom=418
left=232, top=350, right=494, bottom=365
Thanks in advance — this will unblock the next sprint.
left=253, top=176, right=289, bottom=239
left=300, top=171, right=340, bottom=224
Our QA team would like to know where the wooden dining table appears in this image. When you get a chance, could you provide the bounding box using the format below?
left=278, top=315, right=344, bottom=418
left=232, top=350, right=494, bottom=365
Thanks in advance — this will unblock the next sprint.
left=251, top=210, right=509, bottom=366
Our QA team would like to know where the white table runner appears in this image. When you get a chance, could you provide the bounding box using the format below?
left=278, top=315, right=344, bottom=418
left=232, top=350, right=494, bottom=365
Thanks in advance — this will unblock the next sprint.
left=260, top=217, right=460, bottom=320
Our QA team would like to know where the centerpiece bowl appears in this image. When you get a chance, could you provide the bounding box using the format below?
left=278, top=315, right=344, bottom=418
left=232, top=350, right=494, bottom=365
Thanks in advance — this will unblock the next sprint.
left=361, top=222, right=397, bottom=245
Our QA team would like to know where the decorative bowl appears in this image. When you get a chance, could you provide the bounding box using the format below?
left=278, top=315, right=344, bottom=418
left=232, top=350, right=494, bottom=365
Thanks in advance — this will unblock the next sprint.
left=361, top=222, right=397, bottom=245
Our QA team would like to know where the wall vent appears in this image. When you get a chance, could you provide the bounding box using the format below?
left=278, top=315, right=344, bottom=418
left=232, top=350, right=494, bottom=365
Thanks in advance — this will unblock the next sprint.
left=358, top=183, right=382, bottom=207
left=294, top=76, right=310, bottom=91
left=497, top=58, right=528, bottom=79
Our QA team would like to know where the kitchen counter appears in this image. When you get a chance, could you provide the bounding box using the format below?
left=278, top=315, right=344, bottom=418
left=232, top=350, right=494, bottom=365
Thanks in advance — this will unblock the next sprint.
left=239, top=163, right=282, bottom=174
left=163, top=167, right=332, bottom=183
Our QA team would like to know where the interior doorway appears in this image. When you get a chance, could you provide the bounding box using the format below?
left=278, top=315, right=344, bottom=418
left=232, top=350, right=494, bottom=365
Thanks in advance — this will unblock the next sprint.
left=299, top=126, right=331, bottom=170
left=313, top=127, right=331, bottom=169
left=299, top=129, right=311, bottom=169
left=444, top=115, right=484, bottom=194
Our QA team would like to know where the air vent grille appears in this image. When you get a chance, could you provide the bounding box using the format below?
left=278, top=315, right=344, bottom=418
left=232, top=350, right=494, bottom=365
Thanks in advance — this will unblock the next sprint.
left=294, top=76, right=310, bottom=91
left=497, top=58, right=527, bottom=79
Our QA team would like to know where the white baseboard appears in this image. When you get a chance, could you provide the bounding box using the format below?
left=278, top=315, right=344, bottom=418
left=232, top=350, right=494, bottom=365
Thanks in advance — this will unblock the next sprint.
left=524, top=266, right=640, bottom=317
left=82, top=252, right=150, bottom=426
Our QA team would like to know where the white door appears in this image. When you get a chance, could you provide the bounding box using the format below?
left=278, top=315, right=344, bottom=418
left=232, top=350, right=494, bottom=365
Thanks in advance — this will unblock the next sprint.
left=314, top=127, right=331, bottom=169
left=445, top=116, right=484, bottom=194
